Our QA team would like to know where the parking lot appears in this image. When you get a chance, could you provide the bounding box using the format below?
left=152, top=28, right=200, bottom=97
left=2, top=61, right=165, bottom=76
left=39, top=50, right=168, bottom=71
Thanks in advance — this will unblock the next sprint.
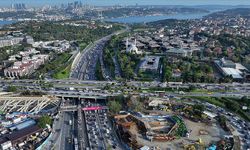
left=225, top=112, right=250, bottom=149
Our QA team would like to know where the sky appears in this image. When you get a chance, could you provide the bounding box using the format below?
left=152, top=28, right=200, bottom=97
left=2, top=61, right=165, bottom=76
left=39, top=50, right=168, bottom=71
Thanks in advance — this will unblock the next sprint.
left=1, top=0, right=250, bottom=7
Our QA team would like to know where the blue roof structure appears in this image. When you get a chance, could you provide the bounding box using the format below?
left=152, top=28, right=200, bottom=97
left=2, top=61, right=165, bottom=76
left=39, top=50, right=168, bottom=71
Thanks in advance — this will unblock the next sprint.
left=16, top=119, right=36, bottom=130
left=8, top=119, right=36, bottom=131
left=206, top=145, right=216, bottom=150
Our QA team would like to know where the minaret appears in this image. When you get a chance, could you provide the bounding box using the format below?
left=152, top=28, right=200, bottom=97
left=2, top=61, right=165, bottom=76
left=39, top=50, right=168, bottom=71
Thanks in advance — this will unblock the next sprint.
left=126, top=38, right=129, bottom=49
left=134, top=39, right=137, bottom=47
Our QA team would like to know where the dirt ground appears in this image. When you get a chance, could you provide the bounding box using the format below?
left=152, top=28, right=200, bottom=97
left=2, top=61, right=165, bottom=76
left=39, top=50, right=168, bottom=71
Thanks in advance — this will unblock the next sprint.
left=133, top=119, right=229, bottom=150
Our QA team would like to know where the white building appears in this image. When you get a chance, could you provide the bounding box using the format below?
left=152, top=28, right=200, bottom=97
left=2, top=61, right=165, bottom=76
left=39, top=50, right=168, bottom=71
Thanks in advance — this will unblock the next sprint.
left=0, top=36, right=24, bottom=48
left=214, top=58, right=248, bottom=80
left=126, top=38, right=142, bottom=54
left=166, top=48, right=192, bottom=57
left=0, top=141, right=12, bottom=150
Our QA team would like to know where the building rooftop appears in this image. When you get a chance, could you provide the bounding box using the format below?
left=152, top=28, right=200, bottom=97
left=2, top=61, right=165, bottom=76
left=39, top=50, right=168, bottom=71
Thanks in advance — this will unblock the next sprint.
left=220, top=58, right=235, bottom=67
left=140, top=56, right=160, bottom=71
left=15, top=119, right=36, bottom=131
left=0, top=125, right=42, bottom=144
left=235, top=63, right=248, bottom=71
left=6, top=125, right=41, bottom=142
left=167, top=48, right=189, bottom=54
left=221, top=67, right=243, bottom=79
left=140, top=146, right=150, bottom=150
left=214, top=59, right=245, bottom=79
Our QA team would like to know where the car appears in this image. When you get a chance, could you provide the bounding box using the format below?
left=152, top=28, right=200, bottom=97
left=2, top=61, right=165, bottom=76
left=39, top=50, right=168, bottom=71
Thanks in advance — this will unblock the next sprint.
left=67, top=137, right=72, bottom=143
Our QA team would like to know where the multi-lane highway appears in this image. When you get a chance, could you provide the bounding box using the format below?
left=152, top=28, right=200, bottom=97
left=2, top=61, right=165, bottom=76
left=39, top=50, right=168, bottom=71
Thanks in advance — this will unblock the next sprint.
left=1, top=79, right=250, bottom=98
left=70, top=36, right=110, bottom=80
left=2, top=79, right=250, bottom=89
left=70, top=26, right=128, bottom=81
left=76, top=104, right=89, bottom=150
left=61, top=111, right=74, bottom=150
left=2, top=79, right=250, bottom=91
left=45, top=97, right=123, bottom=150
left=48, top=89, right=250, bottom=99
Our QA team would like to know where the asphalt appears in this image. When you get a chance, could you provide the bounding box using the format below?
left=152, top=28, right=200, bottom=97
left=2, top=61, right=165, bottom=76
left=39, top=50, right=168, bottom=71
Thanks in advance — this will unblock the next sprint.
left=70, top=36, right=112, bottom=81
left=61, top=112, right=74, bottom=150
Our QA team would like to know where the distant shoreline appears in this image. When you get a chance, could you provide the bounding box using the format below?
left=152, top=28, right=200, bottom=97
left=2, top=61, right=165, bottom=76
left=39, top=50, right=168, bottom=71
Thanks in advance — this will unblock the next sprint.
left=0, top=12, right=210, bottom=25
left=0, top=20, right=16, bottom=26
left=106, top=12, right=209, bottom=24
left=1, top=0, right=250, bottom=7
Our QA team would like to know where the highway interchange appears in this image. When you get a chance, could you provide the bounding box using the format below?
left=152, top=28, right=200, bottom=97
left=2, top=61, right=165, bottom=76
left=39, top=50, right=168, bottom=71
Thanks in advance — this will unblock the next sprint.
left=2, top=74, right=250, bottom=150
left=32, top=29, right=128, bottom=150
left=1, top=26, right=250, bottom=150
left=3, top=78, right=250, bottom=150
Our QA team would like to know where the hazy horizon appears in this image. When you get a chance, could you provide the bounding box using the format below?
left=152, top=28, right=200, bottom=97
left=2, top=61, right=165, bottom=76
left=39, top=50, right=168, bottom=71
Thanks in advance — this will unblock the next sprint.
left=1, top=0, right=250, bottom=7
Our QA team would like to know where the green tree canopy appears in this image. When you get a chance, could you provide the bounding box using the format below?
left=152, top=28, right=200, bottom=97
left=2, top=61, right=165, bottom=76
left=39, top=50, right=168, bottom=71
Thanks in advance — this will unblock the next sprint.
left=193, top=104, right=205, bottom=116
left=225, top=101, right=239, bottom=112
left=107, top=100, right=122, bottom=114
left=38, top=115, right=52, bottom=128
left=6, top=86, right=17, bottom=92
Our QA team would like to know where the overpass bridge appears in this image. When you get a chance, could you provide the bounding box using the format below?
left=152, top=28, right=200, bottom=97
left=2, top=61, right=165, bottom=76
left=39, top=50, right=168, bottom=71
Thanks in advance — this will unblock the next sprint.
left=60, top=105, right=78, bottom=112
left=0, top=92, right=108, bottom=113
left=55, top=94, right=107, bottom=100
left=0, top=95, right=60, bottom=113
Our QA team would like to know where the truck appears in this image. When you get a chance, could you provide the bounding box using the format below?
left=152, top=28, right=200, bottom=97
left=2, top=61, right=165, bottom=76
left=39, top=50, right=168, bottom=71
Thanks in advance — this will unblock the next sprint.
left=69, top=120, right=72, bottom=125
left=74, top=138, right=78, bottom=150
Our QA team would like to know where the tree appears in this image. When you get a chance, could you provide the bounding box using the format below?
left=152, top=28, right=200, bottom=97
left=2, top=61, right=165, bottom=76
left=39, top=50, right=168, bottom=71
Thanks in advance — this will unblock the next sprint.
left=95, top=59, right=104, bottom=80
left=127, top=97, right=144, bottom=112
left=134, top=100, right=144, bottom=112
left=107, top=100, right=122, bottom=114
left=38, top=115, right=52, bottom=128
left=222, top=75, right=233, bottom=83
left=161, top=58, right=168, bottom=81
left=218, top=115, right=227, bottom=124
left=6, top=86, right=17, bottom=92
left=189, top=85, right=196, bottom=91
left=204, top=64, right=213, bottom=74
left=241, top=96, right=250, bottom=106
left=193, top=104, right=205, bottom=117
left=225, top=101, right=239, bottom=112
left=164, top=66, right=172, bottom=82
left=103, top=85, right=111, bottom=90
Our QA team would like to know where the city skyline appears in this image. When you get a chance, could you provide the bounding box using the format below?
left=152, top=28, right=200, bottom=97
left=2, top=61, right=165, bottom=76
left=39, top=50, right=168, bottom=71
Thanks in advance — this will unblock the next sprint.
left=1, top=0, right=250, bottom=7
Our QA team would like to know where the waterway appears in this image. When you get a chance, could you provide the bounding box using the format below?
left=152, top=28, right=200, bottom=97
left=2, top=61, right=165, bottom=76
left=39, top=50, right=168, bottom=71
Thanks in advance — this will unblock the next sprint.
left=0, top=13, right=208, bottom=27
left=0, top=20, right=16, bottom=26
left=106, top=13, right=209, bottom=24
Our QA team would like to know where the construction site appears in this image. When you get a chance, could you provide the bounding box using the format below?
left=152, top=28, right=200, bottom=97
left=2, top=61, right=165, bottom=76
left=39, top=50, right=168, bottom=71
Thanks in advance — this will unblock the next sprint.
left=113, top=96, right=233, bottom=150
left=114, top=113, right=188, bottom=149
